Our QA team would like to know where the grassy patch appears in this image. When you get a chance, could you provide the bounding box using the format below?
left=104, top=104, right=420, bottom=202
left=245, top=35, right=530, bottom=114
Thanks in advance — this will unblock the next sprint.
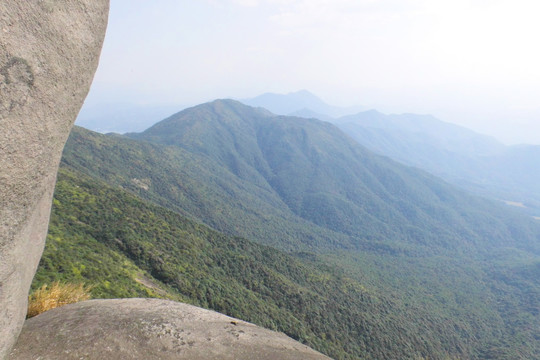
left=27, top=282, right=92, bottom=318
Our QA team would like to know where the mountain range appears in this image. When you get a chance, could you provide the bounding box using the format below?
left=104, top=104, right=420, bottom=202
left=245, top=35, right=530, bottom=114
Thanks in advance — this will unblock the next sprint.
left=244, top=90, right=540, bottom=217
left=241, top=90, right=364, bottom=119
left=332, top=110, right=540, bottom=216
left=37, top=99, right=540, bottom=359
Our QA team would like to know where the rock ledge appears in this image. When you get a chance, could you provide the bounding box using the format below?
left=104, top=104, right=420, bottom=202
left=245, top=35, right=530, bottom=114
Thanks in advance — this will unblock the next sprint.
left=10, top=298, right=332, bottom=360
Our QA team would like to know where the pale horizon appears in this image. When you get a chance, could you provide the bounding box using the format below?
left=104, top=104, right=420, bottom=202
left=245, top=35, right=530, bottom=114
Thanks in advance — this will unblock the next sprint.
left=82, top=0, right=540, bottom=145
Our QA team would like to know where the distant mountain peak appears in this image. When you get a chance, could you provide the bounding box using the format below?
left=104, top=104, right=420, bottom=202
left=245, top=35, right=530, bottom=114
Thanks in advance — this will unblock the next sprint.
left=241, top=90, right=364, bottom=119
left=286, top=89, right=322, bottom=100
left=361, top=109, right=383, bottom=116
left=201, top=98, right=245, bottom=108
left=291, top=89, right=313, bottom=95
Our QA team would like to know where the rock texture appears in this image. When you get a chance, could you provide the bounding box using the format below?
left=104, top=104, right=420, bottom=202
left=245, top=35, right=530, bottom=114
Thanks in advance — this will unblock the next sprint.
left=0, top=2, right=109, bottom=357
left=10, top=298, right=332, bottom=360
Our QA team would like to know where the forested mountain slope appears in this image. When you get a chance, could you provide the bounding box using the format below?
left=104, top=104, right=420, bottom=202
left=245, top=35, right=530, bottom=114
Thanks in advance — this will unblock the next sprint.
left=35, top=167, right=489, bottom=360
left=332, top=110, right=540, bottom=216
left=54, top=100, right=540, bottom=359
left=125, top=99, right=539, bottom=255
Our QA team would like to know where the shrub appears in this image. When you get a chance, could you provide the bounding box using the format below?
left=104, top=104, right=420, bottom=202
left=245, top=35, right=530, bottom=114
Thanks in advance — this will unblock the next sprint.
left=27, top=282, right=92, bottom=318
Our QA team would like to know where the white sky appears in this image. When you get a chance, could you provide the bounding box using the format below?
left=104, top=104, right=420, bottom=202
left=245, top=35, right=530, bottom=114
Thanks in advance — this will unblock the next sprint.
left=85, top=0, right=540, bottom=144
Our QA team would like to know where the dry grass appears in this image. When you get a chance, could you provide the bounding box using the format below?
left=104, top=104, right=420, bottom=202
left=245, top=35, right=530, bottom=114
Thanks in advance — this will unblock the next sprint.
left=27, top=282, right=92, bottom=318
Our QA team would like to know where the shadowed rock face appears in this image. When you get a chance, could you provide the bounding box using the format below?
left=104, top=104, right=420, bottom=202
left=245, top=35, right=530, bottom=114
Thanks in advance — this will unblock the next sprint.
left=0, top=2, right=109, bottom=357
left=10, top=298, right=332, bottom=360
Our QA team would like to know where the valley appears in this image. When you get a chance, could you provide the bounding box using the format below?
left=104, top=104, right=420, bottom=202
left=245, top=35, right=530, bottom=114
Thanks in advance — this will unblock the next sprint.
left=35, top=99, right=540, bottom=359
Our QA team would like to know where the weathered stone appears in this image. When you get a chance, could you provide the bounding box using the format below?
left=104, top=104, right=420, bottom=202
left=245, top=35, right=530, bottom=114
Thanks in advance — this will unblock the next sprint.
left=10, top=298, right=332, bottom=360
left=0, top=2, right=109, bottom=357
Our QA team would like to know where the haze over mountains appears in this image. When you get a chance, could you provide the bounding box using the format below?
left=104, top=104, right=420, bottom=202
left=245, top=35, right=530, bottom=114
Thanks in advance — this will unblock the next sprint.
left=43, top=98, right=540, bottom=359
left=242, top=90, right=364, bottom=119
left=76, top=102, right=182, bottom=134
left=332, top=111, right=540, bottom=214
left=240, top=91, right=540, bottom=218
left=76, top=90, right=540, bottom=218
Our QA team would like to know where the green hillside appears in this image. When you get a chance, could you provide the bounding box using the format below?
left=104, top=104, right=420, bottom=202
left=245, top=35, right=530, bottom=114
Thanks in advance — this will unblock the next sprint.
left=51, top=100, right=540, bottom=359
left=129, top=99, right=539, bottom=255
left=65, top=126, right=352, bottom=252
left=34, top=167, right=494, bottom=360
left=333, top=111, right=540, bottom=216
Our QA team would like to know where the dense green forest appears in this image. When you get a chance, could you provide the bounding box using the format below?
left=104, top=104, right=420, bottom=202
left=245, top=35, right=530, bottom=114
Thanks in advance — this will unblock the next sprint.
left=34, top=167, right=487, bottom=359
left=68, top=101, right=540, bottom=255
left=38, top=100, right=540, bottom=359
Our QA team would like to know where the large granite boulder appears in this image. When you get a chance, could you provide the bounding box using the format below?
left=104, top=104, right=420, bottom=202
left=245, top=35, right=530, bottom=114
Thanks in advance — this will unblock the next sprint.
left=9, top=298, right=332, bottom=360
left=0, top=2, right=109, bottom=357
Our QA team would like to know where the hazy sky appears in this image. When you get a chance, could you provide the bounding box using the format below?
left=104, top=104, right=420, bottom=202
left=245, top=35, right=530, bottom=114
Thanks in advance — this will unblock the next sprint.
left=84, top=0, right=540, bottom=144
